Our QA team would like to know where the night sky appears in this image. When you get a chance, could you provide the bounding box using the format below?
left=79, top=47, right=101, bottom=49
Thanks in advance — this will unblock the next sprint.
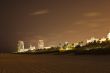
left=1, top=0, right=110, bottom=52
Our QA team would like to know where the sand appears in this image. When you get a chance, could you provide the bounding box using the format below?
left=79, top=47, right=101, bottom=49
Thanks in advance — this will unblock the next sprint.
left=0, top=54, right=110, bottom=73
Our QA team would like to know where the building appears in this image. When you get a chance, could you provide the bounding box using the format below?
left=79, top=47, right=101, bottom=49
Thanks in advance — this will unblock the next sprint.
left=17, top=41, right=32, bottom=52
left=100, top=37, right=106, bottom=43
left=59, top=42, right=74, bottom=51
left=64, top=42, right=69, bottom=45
left=87, top=37, right=99, bottom=43
left=29, top=44, right=36, bottom=50
left=74, top=43, right=79, bottom=47
left=107, top=32, right=110, bottom=40
left=17, top=41, right=24, bottom=52
left=44, top=47, right=51, bottom=49
left=38, top=40, right=44, bottom=49
left=17, top=40, right=29, bottom=52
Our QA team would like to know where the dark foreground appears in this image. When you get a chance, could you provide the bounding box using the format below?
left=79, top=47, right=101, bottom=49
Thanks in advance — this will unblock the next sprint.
left=0, top=54, right=110, bottom=73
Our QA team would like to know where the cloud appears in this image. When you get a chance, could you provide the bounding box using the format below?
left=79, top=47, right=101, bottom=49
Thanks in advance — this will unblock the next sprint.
left=30, top=9, right=48, bottom=15
left=74, top=20, right=100, bottom=29
left=84, top=12, right=101, bottom=17
left=75, top=21, right=85, bottom=25
left=87, top=23, right=100, bottom=28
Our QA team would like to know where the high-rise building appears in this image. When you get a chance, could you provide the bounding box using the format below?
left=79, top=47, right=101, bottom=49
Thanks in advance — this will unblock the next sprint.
left=38, top=40, right=44, bottom=49
left=17, top=41, right=24, bottom=52
left=107, top=32, right=110, bottom=40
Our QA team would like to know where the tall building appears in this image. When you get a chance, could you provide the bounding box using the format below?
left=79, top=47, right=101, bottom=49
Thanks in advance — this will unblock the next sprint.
left=107, top=32, right=110, bottom=40
left=38, top=40, right=44, bottom=49
left=17, top=41, right=24, bottom=52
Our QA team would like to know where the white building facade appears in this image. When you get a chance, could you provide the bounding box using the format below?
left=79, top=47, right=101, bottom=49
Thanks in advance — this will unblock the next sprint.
left=38, top=40, right=44, bottom=49
left=107, top=32, right=110, bottom=40
left=17, top=41, right=25, bottom=52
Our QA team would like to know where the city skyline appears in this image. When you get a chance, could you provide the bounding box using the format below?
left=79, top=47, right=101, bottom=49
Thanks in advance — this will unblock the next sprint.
left=16, top=32, right=110, bottom=53
left=1, top=0, right=110, bottom=52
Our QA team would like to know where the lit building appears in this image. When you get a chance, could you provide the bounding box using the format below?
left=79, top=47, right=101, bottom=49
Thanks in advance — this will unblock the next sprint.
left=19, top=49, right=29, bottom=52
left=38, top=40, right=44, bottom=49
left=29, top=44, right=36, bottom=50
left=107, top=32, right=110, bottom=40
left=17, top=41, right=24, bottom=52
left=65, top=44, right=73, bottom=50
left=64, top=42, right=69, bottom=45
left=44, top=47, right=51, bottom=49
left=59, top=42, right=74, bottom=51
left=74, top=43, right=79, bottom=47
left=100, top=37, right=106, bottom=43
left=87, top=37, right=99, bottom=43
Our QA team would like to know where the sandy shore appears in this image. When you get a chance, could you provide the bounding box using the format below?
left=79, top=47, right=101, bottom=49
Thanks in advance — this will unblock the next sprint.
left=0, top=54, right=110, bottom=73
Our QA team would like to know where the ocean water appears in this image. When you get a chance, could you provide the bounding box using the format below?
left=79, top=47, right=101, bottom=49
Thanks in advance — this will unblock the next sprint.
left=0, top=54, right=110, bottom=73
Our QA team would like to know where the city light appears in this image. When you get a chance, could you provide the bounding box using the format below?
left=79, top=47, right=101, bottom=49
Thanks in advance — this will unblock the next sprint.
left=17, top=32, right=110, bottom=53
